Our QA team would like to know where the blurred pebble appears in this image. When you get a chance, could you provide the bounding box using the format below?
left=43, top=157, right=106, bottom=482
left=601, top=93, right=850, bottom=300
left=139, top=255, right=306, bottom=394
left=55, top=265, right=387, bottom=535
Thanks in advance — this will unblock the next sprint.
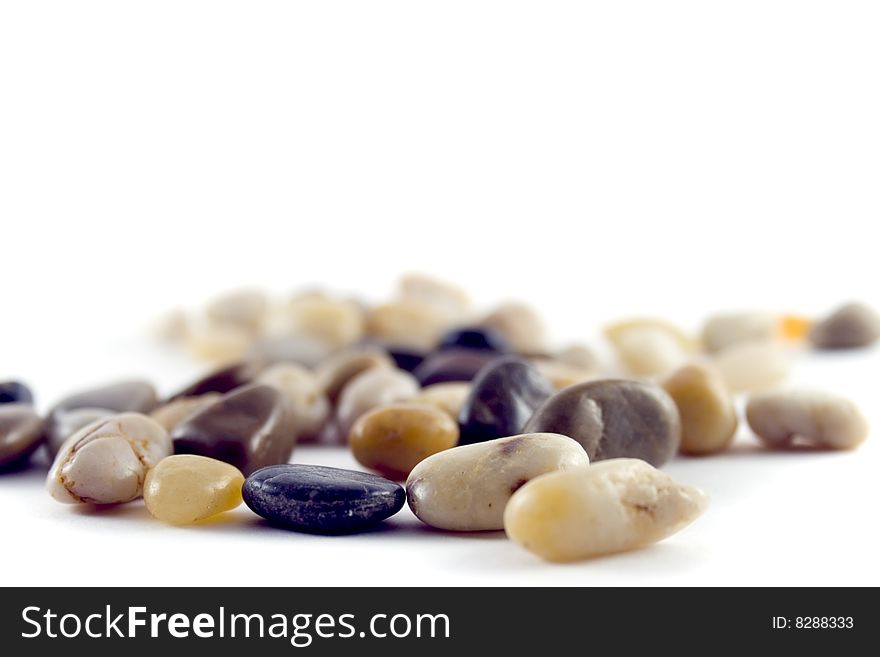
left=169, top=361, right=263, bottom=400
left=605, top=318, right=693, bottom=377
left=437, top=326, right=508, bottom=353
left=256, top=363, right=330, bottom=441
left=413, top=349, right=497, bottom=386
left=396, top=273, right=471, bottom=320
left=482, top=302, right=548, bottom=354
left=711, top=340, right=789, bottom=393
left=663, top=363, right=737, bottom=455
left=0, top=381, right=33, bottom=405
left=367, top=301, right=453, bottom=351
left=809, top=302, right=880, bottom=350
left=314, top=346, right=394, bottom=403
left=205, top=288, right=269, bottom=333
left=150, top=394, right=222, bottom=433
left=246, top=336, right=335, bottom=368
left=411, top=382, right=471, bottom=418
left=0, top=404, right=44, bottom=468
left=335, top=367, right=419, bottom=438
left=701, top=312, right=777, bottom=353
left=532, top=358, right=598, bottom=390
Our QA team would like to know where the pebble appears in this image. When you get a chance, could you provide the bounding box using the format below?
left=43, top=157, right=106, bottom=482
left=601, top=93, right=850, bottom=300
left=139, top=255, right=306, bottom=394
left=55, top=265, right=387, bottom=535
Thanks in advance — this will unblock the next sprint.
left=458, top=356, right=554, bottom=445
left=411, top=382, right=471, bottom=418
left=335, top=367, right=419, bottom=438
left=746, top=389, right=869, bottom=450
left=349, top=403, right=459, bottom=480
left=267, top=297, right=365, bottom=349
left=144, top=455, right=244, bottom=525
left=184, top=321, right=251, bottom=363
left=482, top=302, right=548, bottom=354
left=524, top=379, right=681, bottom=466
left=246, top=336, right=336, bottom=368
left=0, top=404, right=44, bottom=468
left=149, top=394, right=222, bottom=433
left=171, top=384, right=296, bottom=476
left=406, top=433, right=589, bottom=531
left=380, top=343, right=426, bottom=373
left=504, top=459, right=708, bottom=562
left=205, top=289, right=269, bottom=333
left=0, top=381, right=33, bottom=405
left=556, top=344, right=601, bottom=371
left=663, top=364, right=738, bottom=455
left=413, top=349, right=497, bottom=386
left=437, top=326, right=508, bottom=353
left=700, top=311, right=778, bottom=353
left=605, top=318, right=693, bottom=377
left=809, top=302, right=880, bottom=349
left=44, top=380, right=159, bottom=457
left=314, top=346, right=394, bottom=402
left=396, top=274, right=472, bottom=318
left=711, top=340, right=789, bottom=393
left=532, top=358, right=598, bottom=390
left=47, top=413, right=171, bottom=504
left=256, top=363, right=330, bottom=441
left=367, top=301, right=453, bottom=351
left=242, top=464, right=405, bottom=532
left=169, top=361, right=263, bottom=400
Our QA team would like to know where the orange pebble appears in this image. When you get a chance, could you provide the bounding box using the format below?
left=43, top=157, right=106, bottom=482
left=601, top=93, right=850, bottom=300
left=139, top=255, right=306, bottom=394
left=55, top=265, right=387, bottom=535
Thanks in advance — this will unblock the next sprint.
left=780, top=315, right=813, bottom=340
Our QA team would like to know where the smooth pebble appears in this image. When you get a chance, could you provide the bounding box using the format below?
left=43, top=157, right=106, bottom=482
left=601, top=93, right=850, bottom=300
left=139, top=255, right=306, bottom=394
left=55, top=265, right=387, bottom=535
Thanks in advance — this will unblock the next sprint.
left=413, top=349, right=497, bottom=386
left=335, top=367, right=419, bottom=438
left=701, top=312, right=778, bottom=353
left=711, top=340, right=789, bottom=393
left=482, top=302, right=548, bottom=354
left=663, top=364, right=738, bottom=455
left=314, top=346, right=394, bottom=402
left=605, top=319, right=693, bottom=377
left=0, top=404, right=44, bottom=468
left=256, top=363, right=330, bottom=441
left=0, top=381, right=33, bottom=405
left=809, top=302, right=880, bottom=349
left=411, top=382, right=471, bottom=418
left=144, top=455, right=244, bottom=525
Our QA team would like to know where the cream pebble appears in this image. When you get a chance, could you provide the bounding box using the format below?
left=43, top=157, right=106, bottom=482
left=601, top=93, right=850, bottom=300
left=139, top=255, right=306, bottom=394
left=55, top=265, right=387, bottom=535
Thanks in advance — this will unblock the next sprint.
left=396, top=273, right=472, bottom=320
left=144, top=455, right=244, bottom=525
left=605, top=319, right=693, bottom=377
left=185, top=321, right=251, bottom=363
left=47, top=413, right=172, bottom=505
left=149, top=394, right=222, bottom=432
left=314, top=346, right=394, bottom=402
left=411, top=382, right=471, bottom=417
left=266, top=297, right=365, bottom=349
left=205, top=288, right=269, bottom=333
left=745, top=389, right=869, bottom=450
left=663, top=363, right=738, bottom=455
left=504, top=459, right=708, bottom=562
left=482, top=302, right=548, bottom=354
left=701, top=311, right=778, bottom=353
left=367, top=301, right=453, bottom=351
left=335, top=367, right=420, bottom=437
left=711, top=340, right=789, bottom=393
left=406, top=433, right=589, bottom=531
left=256, top=363, right=330, bottom=441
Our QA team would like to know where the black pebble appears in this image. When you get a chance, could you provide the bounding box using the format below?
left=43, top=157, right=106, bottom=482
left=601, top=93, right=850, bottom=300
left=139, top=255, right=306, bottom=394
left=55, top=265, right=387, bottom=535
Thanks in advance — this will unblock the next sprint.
left=242, top=464, right=405, bottom=533
left=413, top=349, right=498, bottom=386
left=438, top=326, right=509, bottom=353
left=0, top=381, right=33, bottom=405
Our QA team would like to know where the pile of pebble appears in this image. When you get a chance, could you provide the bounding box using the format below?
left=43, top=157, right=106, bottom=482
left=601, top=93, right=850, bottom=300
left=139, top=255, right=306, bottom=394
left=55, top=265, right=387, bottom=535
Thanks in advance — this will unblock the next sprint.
left=1, top=275, right=876, bottom=562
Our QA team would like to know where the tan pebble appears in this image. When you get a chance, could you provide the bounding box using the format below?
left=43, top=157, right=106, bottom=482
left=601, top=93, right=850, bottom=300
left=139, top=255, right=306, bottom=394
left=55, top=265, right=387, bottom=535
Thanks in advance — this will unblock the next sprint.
left=47, top=413, right=171, bottom=505
left=532, top=359, right=598, bottom=390
left=701, top=312, right=777, bottom=353
left=152, top=309, right=190, bottom=343
left=746, top=389, right=869, bottom=450
left=335, top=367, right=420, bottom=437
left=366, top=301, right=453, bottom=351
left=809, top=302, right=880, bottom=349
left=256, top=363, right=330, bottom=441
left=205, top=289, right=269, bottom=333
left=711, top=340, right=789, bottom=393
left=406, top=433, right=589, bottom=531
left=350, top=404, right=459, bottom=480
left=396, top=273, right=472, bottom=319
left=482, top=302, right=548, bottom=354
left=314, top=346, right=394, bottom=402
left=265, top=297, right=364, bottom=349
left=144, top=455, right=244, bottom=525
left=411, top=382, right=471, bottom=418
left=663, top=363, right=737, bottom=455
left=605, top=318, right=693, bottom=377
left=556, top=344, right=601, bottom=371
left=185, top=321, right=251, bottom=363
left=504, top=459, right=708, bottom=562
left=150, top=394, right=222, bottom=432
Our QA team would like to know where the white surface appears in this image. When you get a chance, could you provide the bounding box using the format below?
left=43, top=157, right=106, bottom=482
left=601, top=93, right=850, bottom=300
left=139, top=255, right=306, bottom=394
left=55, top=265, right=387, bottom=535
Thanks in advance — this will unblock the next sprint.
left=1, top=1, right=879, bottom=586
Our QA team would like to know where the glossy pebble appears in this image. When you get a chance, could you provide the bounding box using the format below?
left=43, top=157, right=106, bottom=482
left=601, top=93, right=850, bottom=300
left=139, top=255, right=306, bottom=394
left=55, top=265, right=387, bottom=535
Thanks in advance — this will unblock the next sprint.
left=0, top=381, right=33, bottom=405
left=663, top=364, right=738, bottom=455
left=144, top=455, right=244, bottom=525
left=0, top=404, right=44, bottom=468
left=413, top=349, right=497, bottom=386
left=437, top=326, right=508, bottom=353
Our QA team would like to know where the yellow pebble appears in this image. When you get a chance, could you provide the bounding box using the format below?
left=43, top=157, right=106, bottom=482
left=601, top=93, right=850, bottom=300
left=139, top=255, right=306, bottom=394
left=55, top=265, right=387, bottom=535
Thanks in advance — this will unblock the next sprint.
left=780, top=314, right=813, bottom=340
left=144, top=455, right=244, bottom=525
left=349, top=403, right=459, bottom=480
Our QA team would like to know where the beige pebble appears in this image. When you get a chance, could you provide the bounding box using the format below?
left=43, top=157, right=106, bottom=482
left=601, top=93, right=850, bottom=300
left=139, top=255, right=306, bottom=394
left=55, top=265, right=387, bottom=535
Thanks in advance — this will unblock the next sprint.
left=256, top=363, right=330, bottom=441
left=265, top=297, right=364, bottom=349
left=556, top=344, right=601, bottom=371
left=185, top=321, right=251, bottom=363
left=701, top=311, right=778, bottom=353
left=150, top=394, right=222, bottom=432
left=144, top=455, right=244, bottom=525
left=482, top=302, right=548, bottom=354
left=411, top=382, right=471, bottom=418
left=406, top=433, right=589, bottom=531
left=532, top=358, right=599, bottom=390
left=605, top=319, right=693, bottom=377
left=350, top=403, right=459, bottom=480
left=152, top=309, right=189, bottom=343
left=335, top=367, right=420, bottom=437
left=711, top=340, right=789, bottom=393
left=809, top=302, right=880, bottom=349
left=663, top=363, right=737, bottom=455
left=314, top=346, right=394, bottom=402
left=47, top=413, right=171, bottom=505
left=746, top=389, right=869, bottom=450
left=396, top=273, right=472, bottom=319
left=504, top=459, right=708, bottom=562
left=205, top=288, right=269, bottom=333
left=366, top=301, right=453, bottom=351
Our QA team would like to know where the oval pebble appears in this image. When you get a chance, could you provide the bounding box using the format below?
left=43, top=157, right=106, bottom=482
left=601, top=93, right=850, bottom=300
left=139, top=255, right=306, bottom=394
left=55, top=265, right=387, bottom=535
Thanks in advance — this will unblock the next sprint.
left=0, top=381, right=33, bottom=405
left=437, top=326, right=508, bottom=353
left=47, top=413, right=171, bottom=504
left=144, top=455, right=244, bottom=525
left=349, top=403, right=459, bottom=480
left=0, top=404, right=44, bottom=468
left=458, top=356, right=554, bottom=445
left=367, top=301, right=452, bottom=351
left=482, top=302, right=548, bottom=354
left=242, top=464, right=405, bottom=532
left=711, top=340, right=789, bottom=393
left=413, top=349, right=497, bottom=386
left=171, top=384, right=296, bottom=476
left=396, top=274, right=472, bottom=320
left=605, top=318, right=694, bottom=377
left=504, top=459, right=708, bottom=562
left=745, top=389, right=869, bottom=450
left=809, top=302, right=880, bottom=349
left=524, top=379, right=681, bottom=466
left=663, top=363, right=738, bottom=455
left=411, top=382, right=471, bottom=418
left=314, top=346, right=394, bottom=403
left=406, top=433, right=589, bottom=531
left=205, top=288, right=269, bottom=333
left=701, top=312, right=778, bottom=353
left=335, top=367, right=419, bottom=438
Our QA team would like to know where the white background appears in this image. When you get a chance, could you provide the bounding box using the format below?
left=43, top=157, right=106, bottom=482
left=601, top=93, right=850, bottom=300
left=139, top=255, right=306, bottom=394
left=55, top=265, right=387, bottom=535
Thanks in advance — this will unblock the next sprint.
left=1, top=1, right=878, bottom=586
